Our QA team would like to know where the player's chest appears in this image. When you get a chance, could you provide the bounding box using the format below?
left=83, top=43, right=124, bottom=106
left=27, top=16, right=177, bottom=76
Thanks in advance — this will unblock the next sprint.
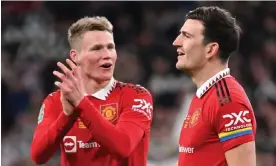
left=62, top=95, right=123, bottom=153
left=179, top=100, right=214, bottom=147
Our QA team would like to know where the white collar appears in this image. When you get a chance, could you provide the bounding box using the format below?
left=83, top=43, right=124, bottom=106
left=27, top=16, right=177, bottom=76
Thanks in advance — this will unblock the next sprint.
left=196, top=68, right=230, bottom=98
left=85, top=77, right=116, bottom=100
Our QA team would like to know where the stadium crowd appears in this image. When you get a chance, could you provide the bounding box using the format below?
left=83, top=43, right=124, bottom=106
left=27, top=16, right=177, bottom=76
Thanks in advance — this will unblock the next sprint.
left=1, top=1, right=276, bottom=166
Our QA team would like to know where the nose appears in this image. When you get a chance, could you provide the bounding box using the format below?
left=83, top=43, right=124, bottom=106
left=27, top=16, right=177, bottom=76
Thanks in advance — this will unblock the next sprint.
left=172, top=35, right=181, bottom=47
left=102, top=48, right=112, bottom=59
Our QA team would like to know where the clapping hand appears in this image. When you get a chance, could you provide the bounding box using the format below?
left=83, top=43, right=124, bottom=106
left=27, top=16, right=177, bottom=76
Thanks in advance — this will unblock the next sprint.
left=53, top=59, right=86, bottom=115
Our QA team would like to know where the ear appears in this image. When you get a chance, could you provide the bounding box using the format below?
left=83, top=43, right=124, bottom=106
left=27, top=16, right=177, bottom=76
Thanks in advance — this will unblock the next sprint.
left=69, top=49, right=78, bottom=64
left=205, top=42, right=219, bottom=59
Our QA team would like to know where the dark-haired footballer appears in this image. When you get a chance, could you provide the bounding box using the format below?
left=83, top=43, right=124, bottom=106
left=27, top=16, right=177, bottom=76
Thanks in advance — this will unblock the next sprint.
left=172, top=6, right=256, bottom=166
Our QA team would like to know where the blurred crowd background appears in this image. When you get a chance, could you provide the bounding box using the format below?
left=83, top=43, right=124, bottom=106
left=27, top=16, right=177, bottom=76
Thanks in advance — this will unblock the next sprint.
left=1, top=1, right=276, bottom=166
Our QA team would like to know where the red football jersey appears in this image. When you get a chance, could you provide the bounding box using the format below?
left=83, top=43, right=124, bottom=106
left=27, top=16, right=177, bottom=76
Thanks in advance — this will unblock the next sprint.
left=178, top=68, right=256, bottom=166
left=31, top=78, right=153, bottom=166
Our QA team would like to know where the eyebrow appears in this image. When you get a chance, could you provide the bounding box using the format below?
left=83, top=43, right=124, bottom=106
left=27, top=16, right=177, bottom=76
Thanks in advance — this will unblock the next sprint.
left=180, top=30, right=194, bottom=37
left=92, top=43, right=115, bottom=48
left=90, top=43, right=115, bottom=50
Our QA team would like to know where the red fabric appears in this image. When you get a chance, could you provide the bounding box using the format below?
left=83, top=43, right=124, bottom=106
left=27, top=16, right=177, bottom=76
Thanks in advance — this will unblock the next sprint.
left=31, top=83, right=153, bottom=166
left=178, top=77, right=256, bottom=166
left=77, top=97, right=144, bottom=158
left=214, top=102, right=256, bottom=152
left=31, top=92, right=78, bottom=164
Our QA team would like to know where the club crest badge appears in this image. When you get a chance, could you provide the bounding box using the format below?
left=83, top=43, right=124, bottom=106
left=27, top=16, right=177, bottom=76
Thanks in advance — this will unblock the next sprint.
left=100, top=103, right=118, bottom=122
left=189, top=108, right=201, bottom=128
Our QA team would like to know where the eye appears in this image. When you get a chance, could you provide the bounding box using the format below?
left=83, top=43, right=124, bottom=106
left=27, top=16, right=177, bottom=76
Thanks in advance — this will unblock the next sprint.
left=107, top=44, right=115, bottom=50
left=183, top=33, right=190, bottom=38
left=94, top=46, right=102, bottom=50
left=181, top=32, right=191, bottom=39
left=90, top=45, right=103, bottom=51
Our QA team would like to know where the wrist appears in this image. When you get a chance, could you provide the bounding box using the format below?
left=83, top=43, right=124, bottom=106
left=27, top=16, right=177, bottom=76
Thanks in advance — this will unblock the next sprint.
left=63, top=110, right=72, bottom=116
left=63, top=108, right=80, bottom=118
left=74, top=95, right=85, bottom=107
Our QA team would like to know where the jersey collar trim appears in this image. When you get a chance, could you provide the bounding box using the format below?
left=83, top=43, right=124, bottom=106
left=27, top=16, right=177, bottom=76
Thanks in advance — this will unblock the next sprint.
left=196, top=68, right=230, bottom=98
left=86, top=77, right=116, bottom=100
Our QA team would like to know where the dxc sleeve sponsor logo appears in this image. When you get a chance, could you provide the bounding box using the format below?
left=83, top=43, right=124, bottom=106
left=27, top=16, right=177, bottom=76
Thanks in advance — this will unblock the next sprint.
left=223, top=110, right=251, bottom=127
left=132, top=99, right=153, bottom=120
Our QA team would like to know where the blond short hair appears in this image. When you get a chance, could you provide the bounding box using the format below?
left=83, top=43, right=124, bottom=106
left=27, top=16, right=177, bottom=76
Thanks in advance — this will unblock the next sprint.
left=68, top=16, right=113, bottom=49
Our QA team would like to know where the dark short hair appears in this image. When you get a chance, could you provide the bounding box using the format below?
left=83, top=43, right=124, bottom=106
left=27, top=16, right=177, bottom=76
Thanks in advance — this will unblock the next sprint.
left=185, top=6, right=241, bottom=62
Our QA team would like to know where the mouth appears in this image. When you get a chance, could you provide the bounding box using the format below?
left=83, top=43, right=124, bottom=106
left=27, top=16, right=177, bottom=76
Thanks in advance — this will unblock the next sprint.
left=178, top=53, right=185, bottom=56
left=177, top=50, right=185, bottom=56
left=100, top=63, right=112, bottom=69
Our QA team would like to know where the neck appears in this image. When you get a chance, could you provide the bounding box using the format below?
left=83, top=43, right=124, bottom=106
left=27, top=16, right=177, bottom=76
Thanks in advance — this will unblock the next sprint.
left=191, top=61, right=228, bottom=89
left=83, top=76, right=111, bottom=95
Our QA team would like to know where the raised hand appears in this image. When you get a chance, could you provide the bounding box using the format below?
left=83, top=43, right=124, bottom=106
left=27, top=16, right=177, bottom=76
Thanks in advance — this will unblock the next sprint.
left=53, top=59, right=86, bottom=111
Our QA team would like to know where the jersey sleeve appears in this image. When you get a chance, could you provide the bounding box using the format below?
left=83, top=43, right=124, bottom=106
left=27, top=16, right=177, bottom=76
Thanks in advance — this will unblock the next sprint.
left=31, top=92, right=78, bottom=164
left=118, top=88, right=153, bottom=131
left=214, top=101, right=256, bottom=152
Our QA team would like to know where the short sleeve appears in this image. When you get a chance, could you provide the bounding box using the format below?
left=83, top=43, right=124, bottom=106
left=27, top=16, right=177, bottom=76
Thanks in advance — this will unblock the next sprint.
left=118, top=89, right=153, bottom=131
left=215, top=102, right=256, bottom=152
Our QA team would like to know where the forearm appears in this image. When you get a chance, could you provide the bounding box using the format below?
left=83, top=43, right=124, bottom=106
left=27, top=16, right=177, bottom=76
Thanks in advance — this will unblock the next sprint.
left=76, top=97, right=143, bottom=158
left=31, top=112, right=78, bottom=164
